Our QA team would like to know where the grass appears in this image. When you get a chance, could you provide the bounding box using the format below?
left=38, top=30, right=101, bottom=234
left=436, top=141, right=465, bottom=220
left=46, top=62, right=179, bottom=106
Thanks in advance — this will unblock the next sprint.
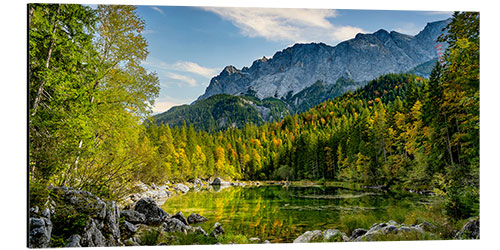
left=160, top=231, right=249, bottom=245
left=366, top=231, right=441, bottom=241
left=138, top=227, right=163, bottom=246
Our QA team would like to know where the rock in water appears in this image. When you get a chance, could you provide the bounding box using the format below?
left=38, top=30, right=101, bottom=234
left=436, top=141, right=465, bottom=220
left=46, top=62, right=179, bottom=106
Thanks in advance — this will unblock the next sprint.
left=172, top=211, right=189, bottom=226
left=175, top=183, right=190, bottom=193
left=211, top=222, right=225, bottom=237
left=134, top=197, right=169, bottom=225
left=187, top=213, right=208, bottom=224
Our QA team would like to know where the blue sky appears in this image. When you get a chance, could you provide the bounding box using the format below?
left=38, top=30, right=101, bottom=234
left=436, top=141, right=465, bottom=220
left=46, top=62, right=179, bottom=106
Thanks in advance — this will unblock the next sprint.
left=135, top=6, right=453, bottom=113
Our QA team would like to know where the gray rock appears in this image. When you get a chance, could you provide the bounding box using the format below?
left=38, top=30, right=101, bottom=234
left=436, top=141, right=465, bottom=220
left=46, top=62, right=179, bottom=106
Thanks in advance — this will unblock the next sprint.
left=383, top=225, right=398, bottom=234
left=29, top=217, right=52, bottom=248
left=187, top=213, right=208, bottom=224
left=194, top=178, right=203, bottom=187
left=172, top=211, right=189, bottom=226
left=80, top=218, right=107, bottom=247
left=191, top=226, right=208, bottom=237
left=249, top=237, right=261, bottom=243
left=386, top=220, right=398, bottom=226
left=124, top=237, right=140, bottom=246
left=104, top=201, right=121, bottom=245
left=211, top=177, right=227, bottom=186
left=66, top=234, right=82, bottom=247
left=162, top=218, right=188, bottom=234
left=120, top=210, right=146, bottom=224
left=211, top=222, right=225, bottom=237
left=350, top=228, right=367, bottom=240
left=262, top=240, right=270, bottom=244
left=30, top=206, right=39, bottom=216
left=456, top=218, right=480, bottom=239
left=134, top=197, right=169, bottom=225
left=122, top=220, right=138, bottom=236
left=293, top=230, right=323, bottom=243
left=175, top=183, right=190, bottom=193
left=323, top=229, right=346, bottom=242
left=46, top=187, right=122, bottom=247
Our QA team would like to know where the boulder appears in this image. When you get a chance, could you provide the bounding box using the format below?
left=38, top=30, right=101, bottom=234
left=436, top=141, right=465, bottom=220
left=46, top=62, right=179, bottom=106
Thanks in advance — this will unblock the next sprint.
left=211, top=222, right=225, bottom=237
left=187, top=213, right=208, bottom=224
left=124, top=237, right=140, bottom=246
left=191, top=226, right=208, bottom=237
left=80, top=218, right=107, bottom=247
left=249, top=237, right=261, bottom=243
left=175, top=184, right=190, bottom=193
left=104, top=200, right=121, bottom=245
left=211, top=177, right=229, bottom=186
left=194, top=178, right=203, bottom=187
left=48, top=187, right=122, bottom=246
left=121, top=220, right=138, bottom=238
left=293, top=230, right=323, bottom=243
left=162, top=218, right=189, bottom=234
left=323, top=229, right=347, bottom=242
left=172, top=211, right=189, bottom=226
left=456, top=218, right=480, bottom=239
left=29, top=217, right=52, bottom=248
left=120, top=210, right=146, bottom=224
left=66, top=234, right=82, bottom=247
left=383, top=225, right=398, bottom=234
left=350, top=228, right=367, bottom=241
left=134, top=197, right=169, bottom=225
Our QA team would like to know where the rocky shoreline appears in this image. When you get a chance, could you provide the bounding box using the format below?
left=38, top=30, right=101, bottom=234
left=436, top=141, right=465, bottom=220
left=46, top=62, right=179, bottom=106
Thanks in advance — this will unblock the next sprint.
left=293, top=217, right=479, bottom=243
left=29, top=180, right=480, bottom=247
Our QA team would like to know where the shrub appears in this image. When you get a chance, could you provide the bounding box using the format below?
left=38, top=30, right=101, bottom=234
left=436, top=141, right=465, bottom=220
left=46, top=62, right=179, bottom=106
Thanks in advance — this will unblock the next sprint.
left=444, top=184, right=479, bottom=220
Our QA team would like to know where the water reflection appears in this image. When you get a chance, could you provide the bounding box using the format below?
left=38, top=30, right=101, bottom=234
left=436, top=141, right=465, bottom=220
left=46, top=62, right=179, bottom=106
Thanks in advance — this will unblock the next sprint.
left=162, top=184, right=436, bottom=242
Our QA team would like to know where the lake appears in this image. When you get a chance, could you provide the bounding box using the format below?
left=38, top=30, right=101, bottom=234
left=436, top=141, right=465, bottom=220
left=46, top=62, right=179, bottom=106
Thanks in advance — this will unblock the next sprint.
left=161, top=183, right=440, bottom=243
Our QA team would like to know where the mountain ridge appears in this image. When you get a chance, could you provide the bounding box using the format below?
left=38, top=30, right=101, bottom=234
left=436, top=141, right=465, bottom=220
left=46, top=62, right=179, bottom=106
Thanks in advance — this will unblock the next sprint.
left=197, top=18, right=450, bottom=102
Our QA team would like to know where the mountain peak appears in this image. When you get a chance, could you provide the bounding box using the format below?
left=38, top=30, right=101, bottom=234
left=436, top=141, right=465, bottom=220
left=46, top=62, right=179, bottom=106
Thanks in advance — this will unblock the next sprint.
left=196, top=18, right=450, bottom=103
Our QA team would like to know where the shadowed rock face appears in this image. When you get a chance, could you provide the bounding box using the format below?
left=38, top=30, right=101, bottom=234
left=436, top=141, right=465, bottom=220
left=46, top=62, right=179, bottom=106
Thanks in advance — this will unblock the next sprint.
left=134, top=197, right=169, bottom=226
left=197, top=19, right=451, bottom=102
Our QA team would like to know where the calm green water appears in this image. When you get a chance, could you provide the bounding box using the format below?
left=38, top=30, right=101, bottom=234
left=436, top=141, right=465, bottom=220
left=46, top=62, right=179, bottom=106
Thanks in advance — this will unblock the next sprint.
left=161, top=184, right=439, bottom=243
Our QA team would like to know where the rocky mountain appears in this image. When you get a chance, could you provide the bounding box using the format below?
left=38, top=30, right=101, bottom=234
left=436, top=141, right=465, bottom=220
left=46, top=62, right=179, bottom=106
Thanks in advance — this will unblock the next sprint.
left=153, top=18, right=450, bottom=130
left=197, top=18, right=451, bottom=102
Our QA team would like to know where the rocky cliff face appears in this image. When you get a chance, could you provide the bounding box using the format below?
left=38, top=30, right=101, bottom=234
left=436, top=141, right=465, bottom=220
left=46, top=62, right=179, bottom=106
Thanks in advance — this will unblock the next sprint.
left=197, top=19, right=451, bottom=101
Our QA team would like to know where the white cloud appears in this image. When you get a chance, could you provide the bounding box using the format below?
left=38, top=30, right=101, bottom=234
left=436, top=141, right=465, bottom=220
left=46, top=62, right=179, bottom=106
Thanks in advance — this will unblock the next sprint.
left=164, top=72, right=197, bottom=86
left=171, top=61, right=218, bottom=78
left=151, top=6, right=164, bottom=15
left=201, top=7, right=365, bottom=44
left=152, top=96, right=191, bottom=114
left=395, top=22, right=422, bottom=35
left=142, top=58, right=220, bottom=87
